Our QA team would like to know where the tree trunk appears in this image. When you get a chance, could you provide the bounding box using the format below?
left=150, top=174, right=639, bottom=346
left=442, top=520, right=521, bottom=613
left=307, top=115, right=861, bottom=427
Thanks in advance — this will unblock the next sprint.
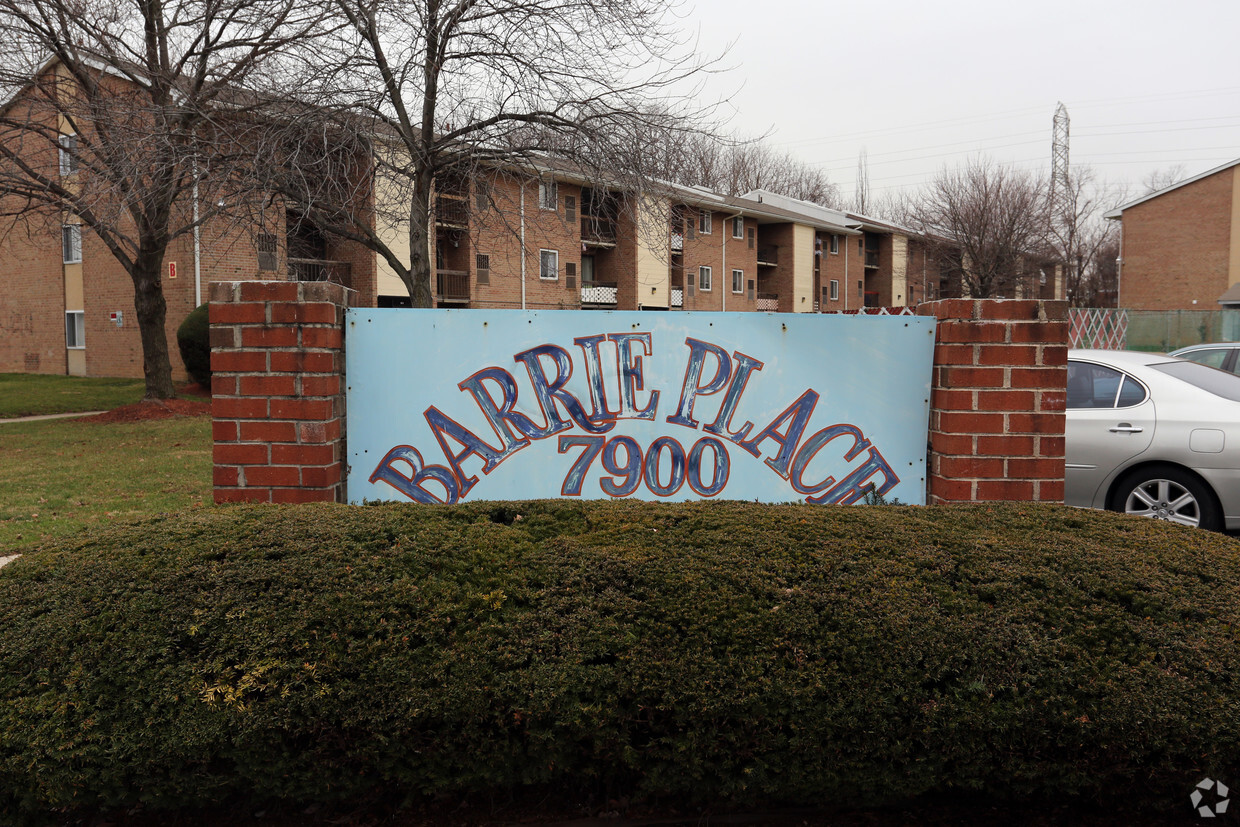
left=131, top=254, right=177, bottom=399
left=406, top=184, right=434, bottom=308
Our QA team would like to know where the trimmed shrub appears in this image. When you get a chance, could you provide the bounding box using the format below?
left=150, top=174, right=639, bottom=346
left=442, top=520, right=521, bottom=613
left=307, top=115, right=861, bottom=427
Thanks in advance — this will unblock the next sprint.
left=176, top=303, right=211, bottom=388
left=0, top=501, right=1237, bottom=822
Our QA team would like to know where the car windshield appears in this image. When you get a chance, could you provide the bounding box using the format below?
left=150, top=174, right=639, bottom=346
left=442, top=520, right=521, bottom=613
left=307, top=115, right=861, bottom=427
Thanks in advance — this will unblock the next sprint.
left=1152, top=360, right=1240, bottom=402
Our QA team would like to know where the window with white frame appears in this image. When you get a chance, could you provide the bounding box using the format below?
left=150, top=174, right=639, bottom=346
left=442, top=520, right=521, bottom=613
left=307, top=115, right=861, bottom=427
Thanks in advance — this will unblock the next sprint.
left=539, top=249, right=558, bottom=280
left=698, top=210, right=711, bottom=234
left=732, top=268, right=743, bottom=293
left=829, top=279, right=839, bottom=301
left=698, top=265, right=711, bottom=291
left=59, top=134, right=78, bottom=176
left=538, top=177, right=557, bottom=210
left=830, top=234, right=839, bottom=255
left=62, top=224, right=81, bottom=264
left=65, top=311, right=84, bottom=349
left=732, top=216, right=744, bottom=239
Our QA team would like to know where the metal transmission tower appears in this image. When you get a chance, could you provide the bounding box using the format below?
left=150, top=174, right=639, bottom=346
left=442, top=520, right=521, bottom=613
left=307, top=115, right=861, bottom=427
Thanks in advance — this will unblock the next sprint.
left=1051, top=102, right=1070, bottom=220
left=1050, top=102, right=1072, bottom=300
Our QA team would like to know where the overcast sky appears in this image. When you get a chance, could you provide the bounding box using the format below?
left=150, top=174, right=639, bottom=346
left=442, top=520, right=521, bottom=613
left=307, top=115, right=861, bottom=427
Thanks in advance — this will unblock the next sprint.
left=680, top=0, right=1240, bottom=208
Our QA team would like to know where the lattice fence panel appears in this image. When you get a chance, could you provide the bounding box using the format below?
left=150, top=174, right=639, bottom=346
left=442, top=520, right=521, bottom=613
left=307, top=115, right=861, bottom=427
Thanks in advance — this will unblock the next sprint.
left=1069, top=308, right=1128, bottom=350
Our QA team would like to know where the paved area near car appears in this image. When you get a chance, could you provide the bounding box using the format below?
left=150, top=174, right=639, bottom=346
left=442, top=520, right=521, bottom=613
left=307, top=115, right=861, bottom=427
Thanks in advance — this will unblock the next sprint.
left=0, top=411, right=105, bottom=424
left=0, top=555, right=20, bottom=569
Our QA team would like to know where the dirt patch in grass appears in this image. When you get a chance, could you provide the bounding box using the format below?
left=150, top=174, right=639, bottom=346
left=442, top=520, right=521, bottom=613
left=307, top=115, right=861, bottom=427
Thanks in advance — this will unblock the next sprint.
left=82, top=398, right=211, bottom=424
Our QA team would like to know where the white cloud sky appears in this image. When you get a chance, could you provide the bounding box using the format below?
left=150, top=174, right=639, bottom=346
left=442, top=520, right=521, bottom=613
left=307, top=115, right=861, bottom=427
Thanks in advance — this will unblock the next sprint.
left=681, top=0, right=1240, bottom=205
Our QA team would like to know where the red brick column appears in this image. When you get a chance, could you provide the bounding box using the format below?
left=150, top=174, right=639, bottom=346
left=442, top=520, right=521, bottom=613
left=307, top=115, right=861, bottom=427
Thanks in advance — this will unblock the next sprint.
left=210, top=281, right=349, bottom=503
left=919, top=298, right=1068, bottom=504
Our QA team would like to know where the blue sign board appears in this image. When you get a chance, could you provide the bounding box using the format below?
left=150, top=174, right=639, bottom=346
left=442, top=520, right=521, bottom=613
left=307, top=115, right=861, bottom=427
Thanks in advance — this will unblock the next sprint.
left=346, top=310, right=935, bottom=505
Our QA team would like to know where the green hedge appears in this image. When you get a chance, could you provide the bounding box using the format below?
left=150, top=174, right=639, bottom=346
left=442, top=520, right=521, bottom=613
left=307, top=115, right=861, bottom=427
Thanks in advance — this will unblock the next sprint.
left=0, top=501, right=1238, bottom=822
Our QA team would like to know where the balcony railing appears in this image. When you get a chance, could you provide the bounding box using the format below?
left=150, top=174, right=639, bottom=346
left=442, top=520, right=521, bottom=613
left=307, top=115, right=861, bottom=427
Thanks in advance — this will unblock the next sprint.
left=581, top=281, right=618, bottom=305
left=670, top=229, right=684, bottom=252
left=757, top=292, right=779, bottom=312
left=865, top=250, right=879, bottom=269
left=435, top=195, right=469, bottom=227
left=671, top=287, right=683, bottom=308
left=436, top=269, right=470, bottom=302
left=757, top=247, right=778, bottom=266
left=582, top=214, right=617, bottom=246
left=289, top=258, right=351, bottom=284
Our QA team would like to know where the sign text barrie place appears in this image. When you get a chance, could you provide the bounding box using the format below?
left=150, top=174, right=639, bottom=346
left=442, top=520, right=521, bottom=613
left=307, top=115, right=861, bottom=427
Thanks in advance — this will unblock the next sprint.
left=346, top=310, right=935, bottom=505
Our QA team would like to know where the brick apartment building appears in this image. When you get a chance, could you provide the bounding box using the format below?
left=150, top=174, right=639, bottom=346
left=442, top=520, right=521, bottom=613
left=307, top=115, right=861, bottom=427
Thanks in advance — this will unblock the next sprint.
left=2, top=60, right=1059, bottom=382
left=1104, top=157, right=1240, bottom=310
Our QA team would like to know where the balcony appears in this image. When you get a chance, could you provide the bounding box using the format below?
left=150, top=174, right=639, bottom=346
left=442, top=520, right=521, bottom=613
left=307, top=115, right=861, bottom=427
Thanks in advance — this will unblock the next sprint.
left=865, top=249, right=879, bottom=269
left=289, top=258, right=351, bottom=284
left=671, top=287, right=683, bottom=308
left=581, top=281, right=618, bottom=305
left=757, top=292, right=779, bottom=312
left=670, top=229, right=684, bottom=252
left=757, top=247, right=778, bottom=267
left=435, top=194, right=469, bottom=228
left=581, top=214, right=617, bottom=247
left=436, top=269, right=470, bottom=303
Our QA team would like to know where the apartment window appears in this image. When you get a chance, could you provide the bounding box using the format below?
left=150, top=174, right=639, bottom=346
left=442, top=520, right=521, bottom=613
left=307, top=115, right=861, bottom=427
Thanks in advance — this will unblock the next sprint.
left=732, top=268, right=743, bottom=294
left=747, top=227, right=755, bottom=249
left=829, top=279, right=839, bottom=301
left=538, top=178, right=557, bottom=211
left=857, top=279, right=863, bottom=298
left=256, top=233, right=277, bottom=271
left=564, top=195, right=576, bottom=223
left=59, top=134, right=78, bottom=176
left=830, top=234, right=839, bottom=255
left=698, top=210, right=712, bottom=234
left=62, top=224, right=81, bottom=264
left=65, top=311, right=84, bottom=349
left=540, top=249, right=558, bottom=280
left=475, top=182, right=491, bottom=212
left=732, top=216, right=744, bottom=239
left=858, top=237, right=864, bottom=254
left=698, top=265, right=711, bottom=291
left=476, top=253, right=490, bottom=285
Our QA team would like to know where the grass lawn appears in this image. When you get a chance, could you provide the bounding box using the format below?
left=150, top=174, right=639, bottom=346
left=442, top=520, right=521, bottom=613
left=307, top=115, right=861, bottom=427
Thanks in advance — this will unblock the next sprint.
left=0, top=415, right=211, bottom=552
left=0, top=373, right=147, bottom=417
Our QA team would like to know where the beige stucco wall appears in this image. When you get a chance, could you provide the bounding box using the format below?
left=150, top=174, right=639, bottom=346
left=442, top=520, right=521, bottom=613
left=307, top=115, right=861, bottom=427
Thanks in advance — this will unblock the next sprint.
left=1231, top=168, right=1240, bottom=289
left=635, top=195, right=670, bottom=308
left=374, top=167, right=413, bottom=298
left=891, top=234, right=909, bottom=305
left=792, top=224, right=814, bottom=312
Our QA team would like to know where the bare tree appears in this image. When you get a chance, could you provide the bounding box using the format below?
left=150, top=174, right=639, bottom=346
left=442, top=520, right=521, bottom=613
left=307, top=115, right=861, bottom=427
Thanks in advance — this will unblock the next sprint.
left=901, top=157, right=1049, bottom=299
left=0, top=0, right=322, bottom=397
left=1047, top=165, right=1124, bottom=306
left=853, top=149, right=869, bottom=214
left=656, top=133, right=840, bottom=208
left=270, top=0, right=723, bottom=308
left=1140, top=164, right=1188, bottom=195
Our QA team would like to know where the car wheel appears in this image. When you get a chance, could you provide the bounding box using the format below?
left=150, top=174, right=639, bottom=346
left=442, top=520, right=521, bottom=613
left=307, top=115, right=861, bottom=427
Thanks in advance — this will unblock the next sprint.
left=1111, top=466, right=1223, bottom=531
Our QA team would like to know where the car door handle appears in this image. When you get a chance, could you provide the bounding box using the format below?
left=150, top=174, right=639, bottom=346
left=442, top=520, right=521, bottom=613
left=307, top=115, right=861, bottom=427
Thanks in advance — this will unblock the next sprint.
left=1109, top=424, right=1144, bottom=433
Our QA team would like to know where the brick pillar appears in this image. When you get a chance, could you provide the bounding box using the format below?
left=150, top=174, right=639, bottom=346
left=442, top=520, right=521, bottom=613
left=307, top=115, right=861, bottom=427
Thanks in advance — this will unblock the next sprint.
left=919, top=298, right=1067, bottom=504
left=210, top=281, right=349, bottom=504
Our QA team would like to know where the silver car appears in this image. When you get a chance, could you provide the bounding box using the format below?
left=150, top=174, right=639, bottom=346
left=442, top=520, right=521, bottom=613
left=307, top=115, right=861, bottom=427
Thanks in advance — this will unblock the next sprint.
left=1066, top=349, right=1240, bottom=531
left=1168, top=342, right=1240, bottom=375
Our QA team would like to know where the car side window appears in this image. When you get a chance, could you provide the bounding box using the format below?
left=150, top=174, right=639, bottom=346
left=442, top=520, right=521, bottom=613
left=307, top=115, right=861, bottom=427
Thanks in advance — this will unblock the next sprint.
left=1067, top=361, right=1145, bottom=409
left=1116, top=376, right=1147, bottom=407
left=1179, top=349, right=1230, bottom=370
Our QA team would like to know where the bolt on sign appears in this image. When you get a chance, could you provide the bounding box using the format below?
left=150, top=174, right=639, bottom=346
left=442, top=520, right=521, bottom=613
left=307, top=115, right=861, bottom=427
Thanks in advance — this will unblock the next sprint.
left=346, top=310, right=936, bottom=505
